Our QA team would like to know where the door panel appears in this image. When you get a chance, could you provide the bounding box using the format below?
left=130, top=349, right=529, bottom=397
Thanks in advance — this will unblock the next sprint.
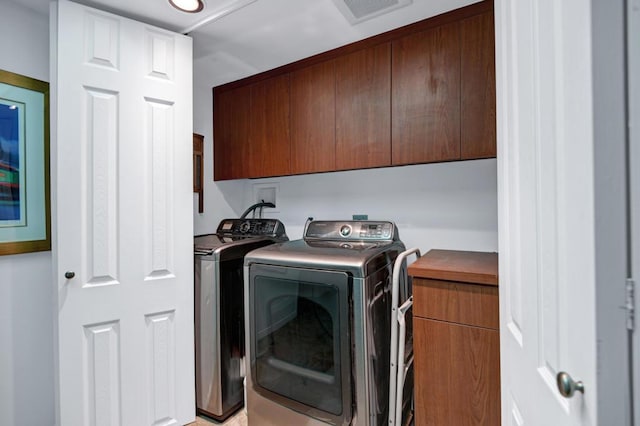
left=145, top=310, right=177, bottom=423
left=52, top=1, right=194, bottom=425
left=145, top=98, right=176, bottom=278
left=85, top=87, right=119, bottom=286
left=83, top=321, right=121, bottom=424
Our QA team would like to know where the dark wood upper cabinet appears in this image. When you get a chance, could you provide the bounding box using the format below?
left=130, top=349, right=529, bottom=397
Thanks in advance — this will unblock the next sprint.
left=290, top=60, right=336, bottom=174
left=214, top=75, right=290, bottom=180
left=392, top=21, right=461, bottom=165
left=211, top=1, right=495, bottom=180
left=335, top=43, right=391, bottom=170
left=249, top=74, right=291, bottom=178
left=461, top=11, right=496, bottom=159
left=213, top=84, right=251, bottom=181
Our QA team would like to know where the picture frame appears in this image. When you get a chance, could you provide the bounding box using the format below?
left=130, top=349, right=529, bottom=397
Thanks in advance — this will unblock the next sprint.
left=0, top=69, right=50, bottom=256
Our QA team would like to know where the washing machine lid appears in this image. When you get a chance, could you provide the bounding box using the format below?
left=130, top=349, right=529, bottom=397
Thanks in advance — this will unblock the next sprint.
left=194, top=233, right=270, bottom=252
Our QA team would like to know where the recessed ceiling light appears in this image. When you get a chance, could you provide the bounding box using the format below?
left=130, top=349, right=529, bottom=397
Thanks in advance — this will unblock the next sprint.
left=169, top=0, right=204, bottom=13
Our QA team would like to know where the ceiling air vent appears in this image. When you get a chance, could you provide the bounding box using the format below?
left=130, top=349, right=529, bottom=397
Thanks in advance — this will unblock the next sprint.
left=333, top=0, right=413, bottom=25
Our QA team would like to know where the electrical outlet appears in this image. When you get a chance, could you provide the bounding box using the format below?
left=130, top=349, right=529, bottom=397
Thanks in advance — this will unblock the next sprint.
left=256, top=187, right=276, bottom=204
left=252, top=182, right=279, bottom=212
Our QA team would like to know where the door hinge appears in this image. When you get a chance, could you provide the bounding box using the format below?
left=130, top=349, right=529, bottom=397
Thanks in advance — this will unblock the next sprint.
left=626, top=278, right=635, bottom=331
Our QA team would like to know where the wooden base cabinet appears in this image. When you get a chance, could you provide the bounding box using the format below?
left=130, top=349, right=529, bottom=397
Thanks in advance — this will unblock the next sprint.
left=409, top=250, right=500, bottom=426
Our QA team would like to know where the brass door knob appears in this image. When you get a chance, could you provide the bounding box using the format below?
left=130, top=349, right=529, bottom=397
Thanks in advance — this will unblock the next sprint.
left=556, top=371, right=585, bottom=398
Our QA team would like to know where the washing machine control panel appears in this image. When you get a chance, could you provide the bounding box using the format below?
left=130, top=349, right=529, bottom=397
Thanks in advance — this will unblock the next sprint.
left=216, top=218, right=286, bottom=237
left=305, top=220, right=397, bottom=241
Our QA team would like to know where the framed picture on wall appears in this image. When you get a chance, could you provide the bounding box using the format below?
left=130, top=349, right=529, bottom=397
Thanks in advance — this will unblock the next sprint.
left=0, top=69, right=50, bottom=256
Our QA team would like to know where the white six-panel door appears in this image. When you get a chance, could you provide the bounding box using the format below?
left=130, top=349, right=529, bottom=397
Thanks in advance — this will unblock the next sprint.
left=51, top=1, right=194, bottom=424
left=496, top=0, right=598, bottom=424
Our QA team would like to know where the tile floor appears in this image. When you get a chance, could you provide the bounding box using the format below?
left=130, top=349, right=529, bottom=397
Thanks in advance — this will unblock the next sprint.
left=188, top=410, right=248, bottom=426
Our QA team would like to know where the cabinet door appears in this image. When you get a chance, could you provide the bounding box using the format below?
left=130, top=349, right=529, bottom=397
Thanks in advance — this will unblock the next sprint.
left=213, top=85, right=251, bottom=180
left=249, top=74, right=291, bottom=178
left=335, top=43, right=391, bottom=170
left=392, top=22, right=460, bottom=165
left=193, top=133, right=204, bottom=213
left=461, top=11, right=496, bottom=159
left=414, top=317, right=501, bottom=426
left=290, top=60, right=336, bottom=174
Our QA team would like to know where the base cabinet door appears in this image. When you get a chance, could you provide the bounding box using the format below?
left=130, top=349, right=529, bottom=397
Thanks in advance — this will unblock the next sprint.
left=414, top=318, right=500, bottom=425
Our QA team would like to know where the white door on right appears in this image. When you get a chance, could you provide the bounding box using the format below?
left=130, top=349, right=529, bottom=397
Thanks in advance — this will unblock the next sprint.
left=496, top=0, right=599, bottom=423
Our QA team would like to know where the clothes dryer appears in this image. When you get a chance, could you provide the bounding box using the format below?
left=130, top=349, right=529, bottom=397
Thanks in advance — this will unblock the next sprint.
left=243, top=220, right=412, bottom=426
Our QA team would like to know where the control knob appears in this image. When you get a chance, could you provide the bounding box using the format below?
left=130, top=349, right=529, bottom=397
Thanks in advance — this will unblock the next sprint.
left=339, top=225, right=351, bottom=237
left=239, top=221, right=251, bottom=233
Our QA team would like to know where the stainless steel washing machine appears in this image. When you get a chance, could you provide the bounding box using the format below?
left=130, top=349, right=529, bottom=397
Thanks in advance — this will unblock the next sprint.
left=243, top=220, right=411, bottom=426
left=194, top=218, right=287, bottom=421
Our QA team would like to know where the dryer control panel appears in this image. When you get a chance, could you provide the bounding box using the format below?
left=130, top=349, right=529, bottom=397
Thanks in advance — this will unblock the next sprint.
left=304, top=220, right=398, bottom=242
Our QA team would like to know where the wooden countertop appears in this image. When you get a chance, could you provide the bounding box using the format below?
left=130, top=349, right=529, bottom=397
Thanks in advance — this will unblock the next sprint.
left=408, top=249, right=499, bottom=286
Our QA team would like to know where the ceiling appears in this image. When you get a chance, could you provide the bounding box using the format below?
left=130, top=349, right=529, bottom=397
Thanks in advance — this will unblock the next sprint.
left=11, top=0, right=481, bottom=87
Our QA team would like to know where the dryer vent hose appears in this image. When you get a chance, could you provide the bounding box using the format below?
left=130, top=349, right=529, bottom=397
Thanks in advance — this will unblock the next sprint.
left=240, top=201, right=276, bottom=219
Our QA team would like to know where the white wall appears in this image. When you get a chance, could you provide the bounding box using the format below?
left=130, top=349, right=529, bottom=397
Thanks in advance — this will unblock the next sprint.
left=193, top=58, right=246, bottom=234
left=193, top=66, right=498, bottom=253
left=0, top=2, right=54, bottom=425
left=592, top=0, right=631, bottom=422
left=242, top=159, right=498, bottom=252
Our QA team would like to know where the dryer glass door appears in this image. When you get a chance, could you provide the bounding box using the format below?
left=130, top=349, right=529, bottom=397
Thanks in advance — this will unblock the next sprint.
left=248, top=264, right=352, bottom=424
